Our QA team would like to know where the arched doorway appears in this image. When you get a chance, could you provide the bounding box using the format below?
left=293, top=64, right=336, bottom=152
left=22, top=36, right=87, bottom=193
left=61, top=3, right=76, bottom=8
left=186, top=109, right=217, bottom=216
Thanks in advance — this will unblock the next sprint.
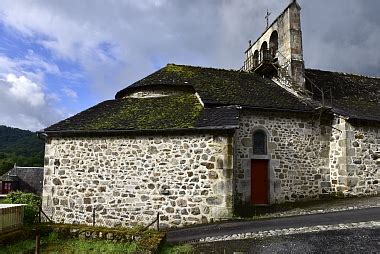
left=251, top=130, right=269, bottom=205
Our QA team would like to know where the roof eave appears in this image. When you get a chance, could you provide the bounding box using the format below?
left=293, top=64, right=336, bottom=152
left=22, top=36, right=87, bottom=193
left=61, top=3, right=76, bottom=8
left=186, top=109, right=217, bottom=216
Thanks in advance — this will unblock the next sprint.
left=204, top=103, right=314, bottom=114
left=39, top=126, right=238, bottom=138
left=346, top=117, right=380, bottom=125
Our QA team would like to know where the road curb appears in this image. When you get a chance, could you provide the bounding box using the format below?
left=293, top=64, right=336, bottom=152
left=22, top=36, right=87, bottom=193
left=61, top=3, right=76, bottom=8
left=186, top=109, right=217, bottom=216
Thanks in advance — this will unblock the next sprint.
left=167, top=207, right=380, bottom=244
left=250, top=204, right=380, bottom=220
left=197, top=221, right=380, bottom=243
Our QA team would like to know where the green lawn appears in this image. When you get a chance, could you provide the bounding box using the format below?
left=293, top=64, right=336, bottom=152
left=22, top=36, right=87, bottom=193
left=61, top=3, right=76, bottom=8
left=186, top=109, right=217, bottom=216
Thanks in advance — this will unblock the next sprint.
left=0, top=231, right=192, bottom=254
left=1, top=232, right=141, bottom=254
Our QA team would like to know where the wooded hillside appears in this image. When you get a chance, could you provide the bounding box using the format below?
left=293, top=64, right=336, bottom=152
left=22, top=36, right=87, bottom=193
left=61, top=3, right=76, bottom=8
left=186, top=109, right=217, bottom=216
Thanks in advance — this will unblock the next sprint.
left=0, top=125, right=44, bottom=175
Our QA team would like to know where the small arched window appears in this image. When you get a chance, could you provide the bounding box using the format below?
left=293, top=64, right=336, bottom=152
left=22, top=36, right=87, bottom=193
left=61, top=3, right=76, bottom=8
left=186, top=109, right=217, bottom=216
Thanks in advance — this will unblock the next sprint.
left=253, top=130, right=267, bottom=155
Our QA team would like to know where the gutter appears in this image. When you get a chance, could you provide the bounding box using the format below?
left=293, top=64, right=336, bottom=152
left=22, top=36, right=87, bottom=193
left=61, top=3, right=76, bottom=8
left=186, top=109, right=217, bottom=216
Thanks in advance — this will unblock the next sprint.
left=240, top=105, right=314, bottom=114
left=36, top=132, right=48, bottom=141
left=204, top=103, right=315, bottom=114
left=38, top=126, right=238, bottom=138
left=346, top=117, right=380, bottom=126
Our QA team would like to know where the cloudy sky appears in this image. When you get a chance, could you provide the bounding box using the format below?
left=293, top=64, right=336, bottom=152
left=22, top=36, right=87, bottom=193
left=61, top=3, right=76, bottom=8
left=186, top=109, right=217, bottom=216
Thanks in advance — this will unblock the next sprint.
left=0, top=0, right=379, bottom=131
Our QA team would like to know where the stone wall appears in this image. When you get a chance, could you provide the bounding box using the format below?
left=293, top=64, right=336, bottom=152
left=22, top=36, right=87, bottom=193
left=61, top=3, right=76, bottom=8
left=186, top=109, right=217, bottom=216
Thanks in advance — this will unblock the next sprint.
left=235, top=112, right=379, bottom=206
left=235, top=111, right=331, bottom=204
left=329, top=117, right=348, bottom=193
left=44, top=224, right=165, bottom=253
left=42, top=133, right=233, bottom=228
left=331, top=119, right=379, bottom=195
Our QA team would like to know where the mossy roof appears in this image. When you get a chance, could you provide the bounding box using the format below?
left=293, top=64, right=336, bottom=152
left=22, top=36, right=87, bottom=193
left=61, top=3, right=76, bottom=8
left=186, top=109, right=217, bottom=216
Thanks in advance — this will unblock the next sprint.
left=44, top=94, right=239, bottom=132
left=46, top=64, right=380, bottom=133
left=305, top=69, right=380, bottom=122
left=116, top=64, right=313, bottom=112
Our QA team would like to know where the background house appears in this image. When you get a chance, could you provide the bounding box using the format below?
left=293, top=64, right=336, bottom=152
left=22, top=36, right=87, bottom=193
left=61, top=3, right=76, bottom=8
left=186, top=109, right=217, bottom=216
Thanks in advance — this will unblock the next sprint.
left=0, top=165, right=44, bottom=195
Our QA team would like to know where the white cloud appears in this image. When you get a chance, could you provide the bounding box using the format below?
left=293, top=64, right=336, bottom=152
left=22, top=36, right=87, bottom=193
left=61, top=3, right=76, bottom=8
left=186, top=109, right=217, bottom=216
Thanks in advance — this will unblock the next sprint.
left=0, top=74, right=65, bottom=131
left=0, top=0, right=378, bottom=89
left=0, top=52, right=67, bottom=130
left=0, top=114, right=47, bottom=132
left=61, top=86, right=78, bottom=99
left=0, top=0, right=378, bottom=130
left=0, top=52, right=60, bottom=84
left=6, top=74, right=45, bottom=107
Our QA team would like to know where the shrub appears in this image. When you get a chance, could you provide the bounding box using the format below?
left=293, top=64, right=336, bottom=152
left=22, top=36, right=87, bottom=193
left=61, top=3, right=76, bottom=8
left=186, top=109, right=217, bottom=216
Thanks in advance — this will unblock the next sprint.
left=2, top=191, right=41, bottom=224
left=160, top=243, right=194, bottom=254
left=330, top=191, right=345, bottom=199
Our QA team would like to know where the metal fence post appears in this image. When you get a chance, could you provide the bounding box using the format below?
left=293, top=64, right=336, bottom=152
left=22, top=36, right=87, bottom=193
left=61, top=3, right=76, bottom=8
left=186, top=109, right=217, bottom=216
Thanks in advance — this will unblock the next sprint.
left=92, top=207, right=95, bottom=227
left=35, top=205, right=42, bottom=254
left=156, top=212, right=159, bottom=231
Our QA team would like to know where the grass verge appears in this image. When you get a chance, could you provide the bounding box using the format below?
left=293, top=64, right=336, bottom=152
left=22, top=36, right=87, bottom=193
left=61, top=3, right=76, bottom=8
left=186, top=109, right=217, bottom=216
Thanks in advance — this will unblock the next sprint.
left=159, top=243, right=194, bottom=254
left=1, top=230, right=157, bottom=254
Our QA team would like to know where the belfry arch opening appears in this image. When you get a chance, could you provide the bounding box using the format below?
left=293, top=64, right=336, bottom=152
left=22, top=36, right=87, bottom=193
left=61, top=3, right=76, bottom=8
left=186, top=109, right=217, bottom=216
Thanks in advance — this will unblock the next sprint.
left=253, top=50, right=259, bottom=68
left=269, top=31, right=278, bottom=58
left=260, top=42, right=269, bottom=63
left=260, top=41, right=268, bottom=50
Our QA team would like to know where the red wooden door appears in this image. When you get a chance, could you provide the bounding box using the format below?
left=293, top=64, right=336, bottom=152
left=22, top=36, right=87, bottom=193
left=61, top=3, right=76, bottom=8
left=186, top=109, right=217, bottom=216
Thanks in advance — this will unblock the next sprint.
left=251, top=159, right=269, bottom=204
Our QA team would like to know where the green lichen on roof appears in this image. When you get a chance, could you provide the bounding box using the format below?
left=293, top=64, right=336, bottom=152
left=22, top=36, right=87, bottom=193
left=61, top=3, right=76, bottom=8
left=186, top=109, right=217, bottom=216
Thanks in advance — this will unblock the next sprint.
left=164, top=63, right=195, bottom=78
left=116, top=64, right=313, bottom=112
left=305, top=69, right=380, bottom=122
left=46, top=64, right=380, bottom=133
left=45, top=94, right=204, bottom=131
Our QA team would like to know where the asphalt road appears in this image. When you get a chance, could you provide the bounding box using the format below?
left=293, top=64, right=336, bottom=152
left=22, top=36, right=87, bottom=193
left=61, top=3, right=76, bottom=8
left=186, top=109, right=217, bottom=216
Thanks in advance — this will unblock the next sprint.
left=192, top=228, right=380, bottom=253
left=166, top=207, right=380, bottom=243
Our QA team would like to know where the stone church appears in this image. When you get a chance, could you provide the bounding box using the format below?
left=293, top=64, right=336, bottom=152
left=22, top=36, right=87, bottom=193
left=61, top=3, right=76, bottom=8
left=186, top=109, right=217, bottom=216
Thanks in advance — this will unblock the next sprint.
left=41, top=1, right=379, bottom=228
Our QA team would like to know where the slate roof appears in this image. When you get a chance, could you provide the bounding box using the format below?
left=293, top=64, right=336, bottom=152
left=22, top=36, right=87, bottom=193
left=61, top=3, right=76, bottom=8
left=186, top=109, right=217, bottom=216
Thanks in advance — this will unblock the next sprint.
left=305, top=69, right=380, bottom=122
left=45, top=64, right=380, bottom=133
left=45, top=94, right=239, bottom=132
left=116, top=64, right=313, bottom=112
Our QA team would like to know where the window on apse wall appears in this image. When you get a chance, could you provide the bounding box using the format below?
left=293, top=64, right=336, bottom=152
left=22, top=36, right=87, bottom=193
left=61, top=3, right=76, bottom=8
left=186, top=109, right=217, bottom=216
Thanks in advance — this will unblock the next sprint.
left=253, top=130, right=267, bottom=155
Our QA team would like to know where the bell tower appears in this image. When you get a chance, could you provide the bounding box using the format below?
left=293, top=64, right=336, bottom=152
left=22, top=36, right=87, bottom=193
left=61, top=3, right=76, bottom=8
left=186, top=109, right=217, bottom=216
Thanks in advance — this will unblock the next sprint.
left=243, top=0, right=305, bottom=93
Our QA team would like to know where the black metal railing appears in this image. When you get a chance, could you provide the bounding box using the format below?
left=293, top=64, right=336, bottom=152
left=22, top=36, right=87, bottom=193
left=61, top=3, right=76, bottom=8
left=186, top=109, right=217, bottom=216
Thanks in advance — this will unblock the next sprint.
left=244, top=49, right=274, bottom=71
left=260, top=49, right=272, bottom=63
left=143, top=212, right=160, bottom=231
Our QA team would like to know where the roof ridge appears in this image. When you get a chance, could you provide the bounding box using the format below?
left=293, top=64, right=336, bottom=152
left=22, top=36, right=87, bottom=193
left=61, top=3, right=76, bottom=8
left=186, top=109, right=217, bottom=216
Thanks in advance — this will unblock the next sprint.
left=306, top=68, right=380, bottom=80
left=166, top=63, right=242, bottom=73
left=120, top=93, right=198, bottom=100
